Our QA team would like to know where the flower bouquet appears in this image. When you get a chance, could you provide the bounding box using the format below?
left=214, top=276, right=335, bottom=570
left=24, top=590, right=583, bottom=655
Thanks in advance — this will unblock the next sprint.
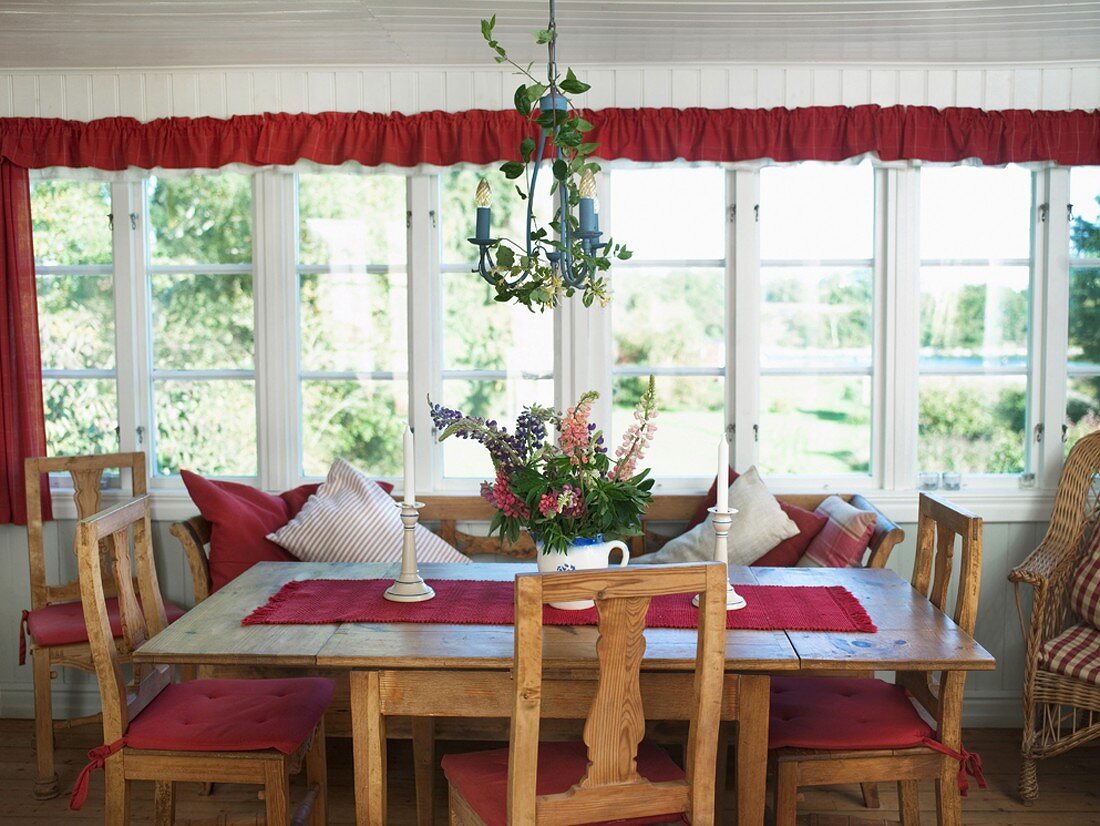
left=429, top=377, right=658, bottom=556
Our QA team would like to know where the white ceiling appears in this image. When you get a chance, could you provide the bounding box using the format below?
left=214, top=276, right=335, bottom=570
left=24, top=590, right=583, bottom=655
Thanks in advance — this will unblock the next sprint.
left=1, top=1, right=1099, bottom=69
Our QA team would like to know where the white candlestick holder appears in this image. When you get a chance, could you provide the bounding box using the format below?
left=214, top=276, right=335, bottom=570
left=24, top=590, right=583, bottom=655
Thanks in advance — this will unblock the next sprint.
left=384, top=501, right=436, bottom=603
left=693, top=506, right=747, bottom=611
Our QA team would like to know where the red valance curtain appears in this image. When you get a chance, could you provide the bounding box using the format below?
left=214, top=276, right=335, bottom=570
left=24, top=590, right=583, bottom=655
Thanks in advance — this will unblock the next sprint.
left=1, top=105, right=1098, bottom=170
left=0, top=160, right=50, bottom=525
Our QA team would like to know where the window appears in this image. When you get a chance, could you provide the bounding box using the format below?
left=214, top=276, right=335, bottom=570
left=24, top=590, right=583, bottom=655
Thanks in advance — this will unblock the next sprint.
left=758, top=162, right=875, bottom=476
left=31, top=180, right=119, bottom=457
left=609, top=167, right=726, bottom=478
left=438, top=168, right=555, bottom=479
left=146, top=173, right=257, bottom=477
left=1068, top=166, right=1100, bottom=450
left=917, top=165, right=1033, bottom=476
left=297, top=173, right=408, bottom=478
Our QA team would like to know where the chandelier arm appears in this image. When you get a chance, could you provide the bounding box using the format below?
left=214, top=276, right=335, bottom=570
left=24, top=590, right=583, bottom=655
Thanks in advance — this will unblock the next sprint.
left=527, top=127, right=548, bottom=260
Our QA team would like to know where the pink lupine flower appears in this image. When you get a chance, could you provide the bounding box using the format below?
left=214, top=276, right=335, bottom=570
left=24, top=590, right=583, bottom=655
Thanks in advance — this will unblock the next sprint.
left=538, top=492, right=559, bottom=517
left=558, top=399, right=593, bottom=466
left=609, top=377, right=658, bottom=482
left=486, top=469, right=530, bottom=519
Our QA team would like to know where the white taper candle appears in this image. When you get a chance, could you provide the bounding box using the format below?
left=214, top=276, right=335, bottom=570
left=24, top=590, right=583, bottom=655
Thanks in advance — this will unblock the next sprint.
left=403, top=426, right=416, bottom=505
left=716, top=435, right=729, bottom=513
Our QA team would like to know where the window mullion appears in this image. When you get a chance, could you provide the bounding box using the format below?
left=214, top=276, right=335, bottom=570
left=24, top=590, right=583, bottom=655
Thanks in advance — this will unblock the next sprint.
left=253, top=170, right=298, bottom=491
left=111, top=180, right=151, bottom=492
left=888, top=165, right=921, bottom=490
left=730, top=169, right=759, bottom=471
left=1037, top=167, right=1071, bottom=488
left=408, top=175, right=440, bottom=494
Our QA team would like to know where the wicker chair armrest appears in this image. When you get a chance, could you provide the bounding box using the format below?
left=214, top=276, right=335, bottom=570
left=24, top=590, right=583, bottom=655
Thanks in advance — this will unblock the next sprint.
left=171, top=516, right=213, bottom=605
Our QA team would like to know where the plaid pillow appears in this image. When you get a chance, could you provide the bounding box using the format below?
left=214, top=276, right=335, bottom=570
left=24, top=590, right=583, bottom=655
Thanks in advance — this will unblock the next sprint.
left=1070, top=526, right=1100, bottom=630
left=797, top=496, right=876, bottom=568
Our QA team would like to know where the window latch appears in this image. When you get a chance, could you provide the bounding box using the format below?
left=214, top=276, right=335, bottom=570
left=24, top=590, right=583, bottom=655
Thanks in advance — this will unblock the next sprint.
left=129, top=212, right=138, bottom=230
left=1062, top=424, right=1069, bottom=444
left=753, top=423, right=759, bottom=442
left=753, top=204, right=760, bottom=222
left=1068, top=203, right=1074, bottom=222
left=136, top=425, right=145, bottom=446
left=107, top=212, right=114, bottom=230
left=406, top=210, right=412, bottom=229
left=728, top=205, right=736, bottom=224
left=1034, top=422, right=1044, bottom=443
left=725, top=423, right=735, bottom=440
left=1038, top=203, right=1049, bottom=223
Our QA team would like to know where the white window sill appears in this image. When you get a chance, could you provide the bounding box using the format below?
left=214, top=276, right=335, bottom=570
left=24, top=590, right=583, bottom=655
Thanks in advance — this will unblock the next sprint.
left=48, top=485, right=1057, bottom=525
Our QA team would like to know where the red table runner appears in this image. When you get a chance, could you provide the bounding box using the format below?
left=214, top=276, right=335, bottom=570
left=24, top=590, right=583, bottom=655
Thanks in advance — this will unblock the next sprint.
left=242, top=579, right=876, bottom=633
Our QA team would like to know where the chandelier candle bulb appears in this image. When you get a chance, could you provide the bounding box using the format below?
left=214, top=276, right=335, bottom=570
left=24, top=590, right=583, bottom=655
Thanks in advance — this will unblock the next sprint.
left=403, top=426, right=416, bottom=505
left=474, top=179, right=492, bottom=241
left=579, top=169, right=597, bottom=234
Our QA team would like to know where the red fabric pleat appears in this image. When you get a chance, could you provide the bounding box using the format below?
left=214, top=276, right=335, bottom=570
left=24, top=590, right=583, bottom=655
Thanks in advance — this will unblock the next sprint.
left=1, top=106, right=1099, bottom=170
left=0, top=160, right=50, bottom=525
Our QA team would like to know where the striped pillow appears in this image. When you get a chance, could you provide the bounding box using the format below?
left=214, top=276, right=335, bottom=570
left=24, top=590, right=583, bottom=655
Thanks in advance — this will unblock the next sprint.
left=267, top=458, right=470, bottom=565
left=1070, top=525, right=1100, bottom=629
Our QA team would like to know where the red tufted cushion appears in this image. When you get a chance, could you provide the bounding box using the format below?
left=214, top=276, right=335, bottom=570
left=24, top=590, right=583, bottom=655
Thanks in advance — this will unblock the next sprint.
left=441, top=740, right=687, bottom=826
left=26, top=596, right=186, bottom=648
left=125, top=677, right=334, bottom=754
left=769, top=675, right=933, bottom=751
left=686, top=469, right=828, bottom=567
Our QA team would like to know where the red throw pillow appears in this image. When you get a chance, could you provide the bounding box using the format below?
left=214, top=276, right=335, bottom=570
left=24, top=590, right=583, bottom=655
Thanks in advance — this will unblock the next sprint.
left=686, top=468, right=828, bottom=567
left=182, top=470, right=392, bottom=592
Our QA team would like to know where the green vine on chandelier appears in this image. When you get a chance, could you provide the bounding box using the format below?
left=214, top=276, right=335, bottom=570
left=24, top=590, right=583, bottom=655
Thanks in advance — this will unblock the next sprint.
left=479, top=13, right=632, bottom=311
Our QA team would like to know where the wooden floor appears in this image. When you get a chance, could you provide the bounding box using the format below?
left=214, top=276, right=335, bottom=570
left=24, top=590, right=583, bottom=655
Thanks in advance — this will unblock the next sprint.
left=2, top=720, right=1098, bottom=824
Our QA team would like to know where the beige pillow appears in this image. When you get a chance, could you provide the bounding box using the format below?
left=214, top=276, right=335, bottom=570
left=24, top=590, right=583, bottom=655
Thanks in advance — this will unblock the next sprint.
left=637, top=466, right=798, bottom=567
left=268, top=458, right=470, bottom=565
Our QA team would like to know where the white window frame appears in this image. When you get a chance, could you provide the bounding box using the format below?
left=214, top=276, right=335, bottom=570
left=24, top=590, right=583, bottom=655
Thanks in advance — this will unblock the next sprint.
left=30, top=160, right=1083, bottom=524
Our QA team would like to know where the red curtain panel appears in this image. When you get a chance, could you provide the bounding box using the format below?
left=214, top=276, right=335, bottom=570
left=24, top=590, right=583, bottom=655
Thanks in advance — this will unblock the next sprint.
left=0, top=160, right=50, bottom=525
left=0, top=105, right=1098, bottom=170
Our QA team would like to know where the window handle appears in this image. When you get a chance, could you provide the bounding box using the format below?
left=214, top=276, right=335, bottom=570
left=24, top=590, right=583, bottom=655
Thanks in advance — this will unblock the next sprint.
left=1034, top=423, right=1044, bottom=443
left=753, top=423, right=759, bottom=442
left=136, top=425, right=145, bottom=446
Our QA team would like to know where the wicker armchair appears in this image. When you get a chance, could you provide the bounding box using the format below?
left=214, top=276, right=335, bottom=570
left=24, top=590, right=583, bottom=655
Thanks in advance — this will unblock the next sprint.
left=1009, top=429, right=1100, bottom=802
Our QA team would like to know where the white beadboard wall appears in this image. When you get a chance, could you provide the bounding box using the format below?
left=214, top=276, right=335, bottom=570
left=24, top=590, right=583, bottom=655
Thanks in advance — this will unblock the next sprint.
left=0, top=63, right=1097, bottom=121
left=0, top=517, right=1047, bottom=726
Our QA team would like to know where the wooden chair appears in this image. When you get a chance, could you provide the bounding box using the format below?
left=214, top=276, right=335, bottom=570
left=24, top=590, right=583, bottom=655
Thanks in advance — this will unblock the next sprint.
left=1010, top=429, right=1100, bottom=802
left=769, top=493, right=985, bottom=826
left=70, top=494, right=332, bottom=824
left=391, top=563, right=730, bottom=825
left=21, top=452, right=187, bottom=799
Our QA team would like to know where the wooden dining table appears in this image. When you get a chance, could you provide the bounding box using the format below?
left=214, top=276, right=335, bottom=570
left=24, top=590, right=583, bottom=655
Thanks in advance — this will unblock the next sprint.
left=134, top=560, right=995, bottom=825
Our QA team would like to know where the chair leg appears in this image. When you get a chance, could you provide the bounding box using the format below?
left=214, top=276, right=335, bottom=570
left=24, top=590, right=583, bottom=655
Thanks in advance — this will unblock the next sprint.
left=153, top=780, right=175, bottom=825
left=1018, top=756, right=1038, bottom=803
left=860, top=781, right=881, bottom=809
left=264, top=760, right=291, bottom=826
left=774, top=761, right=799, bottom=826
left=31, top=648, right=59, bottom=800
left=898, top=779, right=921, bottom=826
left=104, top=757, right=131, bottom=826
left=412, top=716, right=435, bottom=826
left=935, top=767, right=963, bottom=826
left=306, top=721, right=328, bottom=826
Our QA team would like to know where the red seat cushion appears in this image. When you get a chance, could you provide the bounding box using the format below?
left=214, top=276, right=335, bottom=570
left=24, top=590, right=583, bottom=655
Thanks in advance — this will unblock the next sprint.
left=770, top=676, right=933, bottom=750
left=686, top=469, right=828, bottom=567
left=182, top=470, right=392, bottom=592
left=441, top=740, right=686, bottom=826
left=126, top=677, right=334, bottom=754
left=26, top=596, right=186, bottom=649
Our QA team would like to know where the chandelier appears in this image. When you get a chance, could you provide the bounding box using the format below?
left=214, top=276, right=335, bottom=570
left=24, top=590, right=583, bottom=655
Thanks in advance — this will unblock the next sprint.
left=469, top=0, right=631, bottom=312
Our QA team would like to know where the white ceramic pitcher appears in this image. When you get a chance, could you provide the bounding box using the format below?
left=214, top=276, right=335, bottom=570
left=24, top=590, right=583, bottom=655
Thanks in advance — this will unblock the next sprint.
left=535, top=534, right=631, bottom=610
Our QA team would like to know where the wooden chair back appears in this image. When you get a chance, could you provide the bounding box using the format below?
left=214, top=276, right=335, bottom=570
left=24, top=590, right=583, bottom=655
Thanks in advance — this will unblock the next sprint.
left=75, top=495, right=171, bottom=744
left=896, top=492, right=984, bottom=742
left=506, top=562, right=728, bottom=824
left=24, top=452, right=147, bottom=611
left=911, top=492, right=984, bottom=636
